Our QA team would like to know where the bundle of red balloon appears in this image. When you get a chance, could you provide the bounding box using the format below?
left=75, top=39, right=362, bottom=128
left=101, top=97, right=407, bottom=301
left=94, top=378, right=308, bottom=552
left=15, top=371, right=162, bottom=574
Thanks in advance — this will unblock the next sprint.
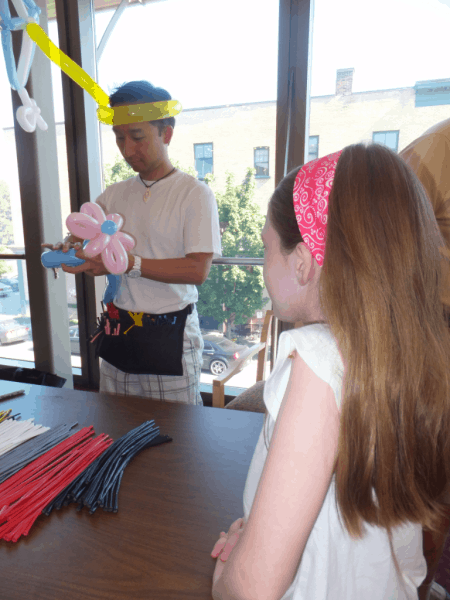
left=0, top=412, right=172, bottom=543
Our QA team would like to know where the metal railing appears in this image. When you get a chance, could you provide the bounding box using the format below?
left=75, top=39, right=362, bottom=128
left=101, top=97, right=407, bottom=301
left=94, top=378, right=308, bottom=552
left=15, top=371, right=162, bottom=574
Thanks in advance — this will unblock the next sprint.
left=212, top=258, right=264, bottom=266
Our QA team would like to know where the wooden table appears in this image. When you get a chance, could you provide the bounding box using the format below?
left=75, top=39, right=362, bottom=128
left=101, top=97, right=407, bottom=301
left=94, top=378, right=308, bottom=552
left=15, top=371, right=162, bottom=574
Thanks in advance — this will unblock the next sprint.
left=0, top=381, right=264, bottom=599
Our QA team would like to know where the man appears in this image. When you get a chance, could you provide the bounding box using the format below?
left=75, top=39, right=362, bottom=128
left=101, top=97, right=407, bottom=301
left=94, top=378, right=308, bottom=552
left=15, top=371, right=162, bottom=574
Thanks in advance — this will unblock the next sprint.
left=62, top=80, right=222, bottom=405
left=401, top=119, right=450, bottom=600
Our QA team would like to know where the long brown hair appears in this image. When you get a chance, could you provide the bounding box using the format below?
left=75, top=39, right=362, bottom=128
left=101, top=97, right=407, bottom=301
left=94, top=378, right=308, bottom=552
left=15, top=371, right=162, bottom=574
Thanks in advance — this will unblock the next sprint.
left=265, top=143, right=450, bottom=585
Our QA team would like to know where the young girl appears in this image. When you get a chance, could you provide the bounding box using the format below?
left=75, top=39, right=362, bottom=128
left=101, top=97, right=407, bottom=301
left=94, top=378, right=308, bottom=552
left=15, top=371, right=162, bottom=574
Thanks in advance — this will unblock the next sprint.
left=210, top=143, right=450, bottom=600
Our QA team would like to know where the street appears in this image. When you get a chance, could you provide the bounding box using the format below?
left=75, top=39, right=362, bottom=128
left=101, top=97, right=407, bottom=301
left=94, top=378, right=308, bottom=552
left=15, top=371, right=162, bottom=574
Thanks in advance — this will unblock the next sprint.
left=0, top=339, right=81, bottom=369
left=0, top=291, right=265, bottom=390
left=0, top=290, right=81, bottom=370
left=200, top=358, right=270, bottom=389
left=0, top=291, right=27, bottom=317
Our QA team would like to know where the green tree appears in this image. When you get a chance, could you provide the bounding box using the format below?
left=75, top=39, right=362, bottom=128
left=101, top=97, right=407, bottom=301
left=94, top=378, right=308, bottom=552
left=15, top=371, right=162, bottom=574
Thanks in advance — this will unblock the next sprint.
left=170, top=159, right=197, bottom=178
left=102, top=157, right=268, bottom=339
left=0, top=246, right=13, bottom=277
left=0, top=181, right=13, bottom=246
left=103, top=156, right=135, bottom=188
left=198, top=168, right=268, bottom=338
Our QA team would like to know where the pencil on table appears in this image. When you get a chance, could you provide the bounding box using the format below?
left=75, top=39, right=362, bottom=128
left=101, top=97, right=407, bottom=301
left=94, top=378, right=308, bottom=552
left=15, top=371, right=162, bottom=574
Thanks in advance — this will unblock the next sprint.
left=0, top=390, right=26, bottom=402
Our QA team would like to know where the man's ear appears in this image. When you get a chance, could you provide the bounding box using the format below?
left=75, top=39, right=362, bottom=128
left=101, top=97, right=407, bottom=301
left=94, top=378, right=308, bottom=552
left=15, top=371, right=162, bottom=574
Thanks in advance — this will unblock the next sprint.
left=163, top=126, right=174, bottom=145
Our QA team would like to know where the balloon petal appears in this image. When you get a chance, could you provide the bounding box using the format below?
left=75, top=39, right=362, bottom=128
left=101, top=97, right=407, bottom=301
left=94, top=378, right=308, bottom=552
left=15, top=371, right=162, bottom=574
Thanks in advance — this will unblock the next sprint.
left=115, top=231, right=135, bottom=251
left=102, top=239, right=128, bottom=274
left=81, top=202, right=106, bottom=224
left=84, top=234, right=110, bottom=257
left=107, top=214, right=124, bottom=230
left=66, top=213, right=101, bottom=239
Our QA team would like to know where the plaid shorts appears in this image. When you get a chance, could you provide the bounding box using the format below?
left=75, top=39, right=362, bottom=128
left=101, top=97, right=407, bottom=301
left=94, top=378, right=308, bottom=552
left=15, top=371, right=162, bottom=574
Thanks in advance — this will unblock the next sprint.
left=99, top=307, right=204, bottom=405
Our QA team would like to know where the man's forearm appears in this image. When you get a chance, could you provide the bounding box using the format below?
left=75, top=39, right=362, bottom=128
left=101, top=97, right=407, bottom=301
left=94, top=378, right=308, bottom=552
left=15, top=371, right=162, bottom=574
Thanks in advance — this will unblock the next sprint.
left=129, top=256, right=205, bottom=285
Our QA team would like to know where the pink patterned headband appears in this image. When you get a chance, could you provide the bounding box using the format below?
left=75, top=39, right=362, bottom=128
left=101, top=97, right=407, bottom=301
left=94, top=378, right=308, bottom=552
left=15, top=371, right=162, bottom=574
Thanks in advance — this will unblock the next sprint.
left=293, top=149, right=343, bottom=266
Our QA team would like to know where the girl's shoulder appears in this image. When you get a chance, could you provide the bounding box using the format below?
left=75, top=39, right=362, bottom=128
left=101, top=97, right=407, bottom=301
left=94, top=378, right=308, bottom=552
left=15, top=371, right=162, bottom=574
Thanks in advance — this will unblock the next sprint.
left=265, top=324, right=344, bottom=421
left=288, top=323, right=343, bottom=376
left=282, top=323, right=338, bottom=357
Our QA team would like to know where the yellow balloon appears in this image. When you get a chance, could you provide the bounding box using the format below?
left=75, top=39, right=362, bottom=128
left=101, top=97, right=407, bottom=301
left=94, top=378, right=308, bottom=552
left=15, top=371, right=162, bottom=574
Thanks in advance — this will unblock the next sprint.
left=97, top=100, right=183, bottom=126
left=25, top=23, right=110, bottom=107
left=24, top=23, right=183, bottom=126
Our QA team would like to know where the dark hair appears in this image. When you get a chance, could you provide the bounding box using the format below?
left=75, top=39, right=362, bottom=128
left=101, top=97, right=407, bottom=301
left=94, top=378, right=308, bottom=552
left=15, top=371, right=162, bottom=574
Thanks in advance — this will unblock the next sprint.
left=109, top=80, right=175, bottom=135
left=267, top=143, right=450, bottom=588
left=268, top=165, right=303, bottom=254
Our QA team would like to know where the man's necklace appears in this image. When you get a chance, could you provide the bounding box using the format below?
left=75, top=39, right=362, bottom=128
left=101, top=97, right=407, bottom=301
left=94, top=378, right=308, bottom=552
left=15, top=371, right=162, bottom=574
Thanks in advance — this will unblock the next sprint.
left=139, top=167, right=176, bottom=202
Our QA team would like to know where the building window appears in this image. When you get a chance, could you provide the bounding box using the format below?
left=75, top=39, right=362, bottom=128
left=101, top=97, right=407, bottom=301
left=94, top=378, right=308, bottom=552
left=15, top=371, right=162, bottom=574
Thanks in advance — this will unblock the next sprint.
left=372, top=131, right=399, bottom=153
left=254, top=147, right=269, bottom=177
left=308, top=136, right=319, bottom=161
left=194, top=143, right=213, bottom=180
left=415, top=79, right=450, bottom=107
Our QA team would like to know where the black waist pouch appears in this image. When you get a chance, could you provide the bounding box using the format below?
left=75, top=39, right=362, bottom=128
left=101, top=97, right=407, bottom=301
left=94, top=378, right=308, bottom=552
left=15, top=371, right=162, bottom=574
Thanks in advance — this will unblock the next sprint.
left=95, top=303, right=193, bottom=376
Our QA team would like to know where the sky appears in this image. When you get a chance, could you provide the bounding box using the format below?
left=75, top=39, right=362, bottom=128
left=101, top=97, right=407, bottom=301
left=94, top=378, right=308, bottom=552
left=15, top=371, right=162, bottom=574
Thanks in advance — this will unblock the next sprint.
left=0, top=0, right=449, bottom=128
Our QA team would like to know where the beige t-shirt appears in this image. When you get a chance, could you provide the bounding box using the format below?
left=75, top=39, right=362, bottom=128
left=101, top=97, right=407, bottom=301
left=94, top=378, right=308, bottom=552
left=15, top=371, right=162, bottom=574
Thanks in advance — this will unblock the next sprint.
left=400, top=119, right=450, bottom=308
left=96, top=169, right=222, bottom=314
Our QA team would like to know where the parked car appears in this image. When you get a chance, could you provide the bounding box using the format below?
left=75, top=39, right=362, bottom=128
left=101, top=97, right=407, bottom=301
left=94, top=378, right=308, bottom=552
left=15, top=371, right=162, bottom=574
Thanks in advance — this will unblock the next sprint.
left=202, top=335, right=247, bottom=375
left=0, top=277, right=18, bottom=292
left=69, top=326, right=80, bottom=355
left=68, top=327, right=246, bottom=374
left=0, top=320, right=29, bottom=344
left=0, top=282, right=12, bottom=298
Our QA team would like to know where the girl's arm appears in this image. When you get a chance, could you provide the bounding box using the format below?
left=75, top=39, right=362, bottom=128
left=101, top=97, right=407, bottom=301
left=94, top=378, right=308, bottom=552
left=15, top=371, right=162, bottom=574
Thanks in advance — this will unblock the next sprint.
left=212, top=349, right=340, bottom=600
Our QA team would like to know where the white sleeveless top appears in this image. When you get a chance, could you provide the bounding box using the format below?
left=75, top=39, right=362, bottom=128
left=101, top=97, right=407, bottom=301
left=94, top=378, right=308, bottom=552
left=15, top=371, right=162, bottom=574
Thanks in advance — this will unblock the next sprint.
left=243, top=324, right=427, bottom=599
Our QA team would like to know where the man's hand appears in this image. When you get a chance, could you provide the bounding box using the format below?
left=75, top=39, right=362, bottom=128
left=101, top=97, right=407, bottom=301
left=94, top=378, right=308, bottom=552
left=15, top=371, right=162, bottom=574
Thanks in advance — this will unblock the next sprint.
left=41, top=240, right=83, bottom=278
left=61, top=247, right=110, bottom=277
left=41, top=240, right=81, bottom=254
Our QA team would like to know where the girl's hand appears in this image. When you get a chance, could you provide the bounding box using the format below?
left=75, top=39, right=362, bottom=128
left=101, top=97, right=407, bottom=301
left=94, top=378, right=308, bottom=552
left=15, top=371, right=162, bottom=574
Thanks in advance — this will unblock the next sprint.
left=211, top=517, right=245, bottom=562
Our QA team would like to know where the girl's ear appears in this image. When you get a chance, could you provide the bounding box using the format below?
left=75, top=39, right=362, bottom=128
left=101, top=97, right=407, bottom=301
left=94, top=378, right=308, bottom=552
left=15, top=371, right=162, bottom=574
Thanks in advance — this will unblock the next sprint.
left=296, top=243, right=316, bottom=286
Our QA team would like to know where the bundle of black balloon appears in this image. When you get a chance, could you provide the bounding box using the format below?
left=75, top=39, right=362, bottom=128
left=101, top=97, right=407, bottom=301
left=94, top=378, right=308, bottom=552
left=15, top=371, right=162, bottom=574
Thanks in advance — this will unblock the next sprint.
left=43, top=421, right=172, bottom=516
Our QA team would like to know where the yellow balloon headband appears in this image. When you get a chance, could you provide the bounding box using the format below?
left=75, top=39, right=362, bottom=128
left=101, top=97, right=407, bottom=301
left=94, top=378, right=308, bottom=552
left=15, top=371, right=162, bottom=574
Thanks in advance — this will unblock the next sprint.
left=97, top=101, right=182, bottom=126
left=24, top=22, right=182, bottom=126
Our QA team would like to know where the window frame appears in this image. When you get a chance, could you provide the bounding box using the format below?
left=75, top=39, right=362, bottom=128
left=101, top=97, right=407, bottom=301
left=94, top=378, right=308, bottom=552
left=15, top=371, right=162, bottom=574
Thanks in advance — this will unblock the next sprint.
left=54, top=0, right=104, bottom=388
left=7, top=0, right=74, bottom=385
left=6, top=0, right=314, bottom=400
left=415, top=80, right=450, bottom=107
left=308, top=135, right=319, bottom=161
left=194, top=142, right=214, bottom=181
left=372, top=130, right=400, bottom=153
left=254, top=146, right=270, bottom=178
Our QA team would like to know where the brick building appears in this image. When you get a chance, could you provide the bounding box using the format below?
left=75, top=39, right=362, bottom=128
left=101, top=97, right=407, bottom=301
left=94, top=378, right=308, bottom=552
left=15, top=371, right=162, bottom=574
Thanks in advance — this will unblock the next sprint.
left=2, top=69, right=450, bottom=326
left=167, top=69, right=450, bottom=216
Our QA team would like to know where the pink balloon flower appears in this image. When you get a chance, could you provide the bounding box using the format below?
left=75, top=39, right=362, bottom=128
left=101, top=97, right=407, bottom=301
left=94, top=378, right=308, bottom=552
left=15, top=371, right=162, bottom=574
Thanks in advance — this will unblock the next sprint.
left=66, top=202, right=135, bottom=275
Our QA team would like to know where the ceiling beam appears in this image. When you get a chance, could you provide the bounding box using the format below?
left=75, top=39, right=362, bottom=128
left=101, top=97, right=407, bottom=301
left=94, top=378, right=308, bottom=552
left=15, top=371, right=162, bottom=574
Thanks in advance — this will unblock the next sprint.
left=46, top=0, right=166, bottom=21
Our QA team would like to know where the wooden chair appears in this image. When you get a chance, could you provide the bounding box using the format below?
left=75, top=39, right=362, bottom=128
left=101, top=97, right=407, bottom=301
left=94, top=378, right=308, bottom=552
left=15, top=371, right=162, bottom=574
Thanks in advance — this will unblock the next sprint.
left=212, top=310, right=274, bottom=410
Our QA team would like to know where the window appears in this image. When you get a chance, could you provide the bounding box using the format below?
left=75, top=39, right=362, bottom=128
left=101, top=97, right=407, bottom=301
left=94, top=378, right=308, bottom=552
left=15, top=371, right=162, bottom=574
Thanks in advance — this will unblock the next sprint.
left=254, top=147, right=269, bottom=177
left=308, top=136, right=319, bottom=161
left=194, top=143, right=213, bottom=180
left=415, top=80, right=450, bottom=107
left=0, top=3, right=75, bottom=383
left=93, top=0, right=281, bottom=397
left=372, top=131, right=399, bottom=153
